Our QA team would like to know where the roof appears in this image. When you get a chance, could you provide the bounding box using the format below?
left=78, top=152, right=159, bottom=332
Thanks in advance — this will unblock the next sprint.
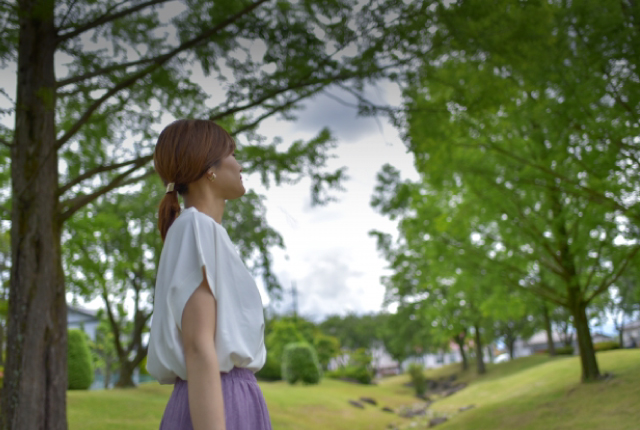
left=67, top=303, right=98, bottom=319
left=622, top=320, right=640, bottom=330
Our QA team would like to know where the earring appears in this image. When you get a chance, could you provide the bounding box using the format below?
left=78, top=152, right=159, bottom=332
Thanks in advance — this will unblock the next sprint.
left=208, top=173, right=216, bottom=182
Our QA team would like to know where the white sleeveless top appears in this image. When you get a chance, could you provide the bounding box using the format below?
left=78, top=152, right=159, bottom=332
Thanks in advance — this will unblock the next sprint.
left=146, top=206, right=267, bottom=384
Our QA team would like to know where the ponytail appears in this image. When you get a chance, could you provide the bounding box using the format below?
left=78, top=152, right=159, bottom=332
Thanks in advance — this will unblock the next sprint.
left=158, top=189, right=181, bottom=242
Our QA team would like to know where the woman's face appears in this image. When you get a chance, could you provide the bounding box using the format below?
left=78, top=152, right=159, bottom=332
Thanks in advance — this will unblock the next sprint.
left=211, top=151, right=245, bottom=200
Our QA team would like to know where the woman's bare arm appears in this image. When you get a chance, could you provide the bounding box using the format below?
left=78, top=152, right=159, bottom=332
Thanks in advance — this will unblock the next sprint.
left=182, top=270, right=226, bottom=430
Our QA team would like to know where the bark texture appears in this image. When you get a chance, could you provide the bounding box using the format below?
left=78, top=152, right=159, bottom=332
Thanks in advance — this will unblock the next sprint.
left=473, top=324, right=486, bottom=375
left=453, top=332, right=468, bottom=371
left=0, top=0, right=67, bottom=428
left=541, top=303, right=556, bottom=356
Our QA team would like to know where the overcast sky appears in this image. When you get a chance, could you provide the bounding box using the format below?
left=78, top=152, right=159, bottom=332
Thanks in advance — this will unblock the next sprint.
left=244, top=83, right=420, bottom=322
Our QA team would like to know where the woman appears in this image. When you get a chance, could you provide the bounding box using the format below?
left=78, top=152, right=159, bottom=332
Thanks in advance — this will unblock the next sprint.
left=146, top=119, right=272, bottom=430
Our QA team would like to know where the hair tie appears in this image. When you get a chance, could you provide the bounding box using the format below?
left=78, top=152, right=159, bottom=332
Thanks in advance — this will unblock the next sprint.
left=166, top=182, right=175, bottom=194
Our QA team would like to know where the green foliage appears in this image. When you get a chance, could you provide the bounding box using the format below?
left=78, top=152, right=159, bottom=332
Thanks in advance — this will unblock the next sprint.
left=325, top=347, right=375, bottom=385
left=256, top=319, right=305, bottom=381
left=407, top=363, right=427, bottom=397
left=313, top=333, right=341, bottom=371
left=555, top=346, right=575, bottom=356
left=325, top=365, right=374, bottom=385
left=594, top=341, right=620, bottom=352
left=281, top=342, right=321, bottom=385
left=67, top=330, right=94, bottom=390
left=372, top=0, right=640, bottom=382
left=319, top=312, right=386, bottom=351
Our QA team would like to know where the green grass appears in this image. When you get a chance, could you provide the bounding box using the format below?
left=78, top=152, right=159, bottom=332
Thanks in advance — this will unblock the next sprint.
left=423, top=350, right=640, bottom=430
left=68, top=350, right=640, bottom=430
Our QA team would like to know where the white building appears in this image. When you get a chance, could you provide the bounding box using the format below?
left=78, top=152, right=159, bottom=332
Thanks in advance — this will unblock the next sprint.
left=67, top=304, right=99, bottom=341
left=621, top=320, right=640, bottom=348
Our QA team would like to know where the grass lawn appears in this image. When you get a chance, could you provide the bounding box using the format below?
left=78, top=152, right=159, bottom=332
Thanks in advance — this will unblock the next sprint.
left=67, top=349, right=640, bottom=430
left=421, top=349, right=640, bottom=430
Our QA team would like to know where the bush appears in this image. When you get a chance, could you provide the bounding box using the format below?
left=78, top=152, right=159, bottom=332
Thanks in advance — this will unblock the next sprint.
left=281, top=342, right=321, bottom=385
left=255, top=353, right=282, bottom=381
left=68, top=329, right=94, bottom=390
left=555, top=346, right=574, bottom=355
left=594, top=341, right=620, bottom=351
left=407, top=363, right=427, bottom=397
left=256, top=320, right=306, bottom=381
left=325, top=365, right=375, bottom=384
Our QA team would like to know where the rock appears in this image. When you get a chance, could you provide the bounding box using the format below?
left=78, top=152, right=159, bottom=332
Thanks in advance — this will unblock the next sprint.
left=443, top=382, right=467, bottom=397
left=429, top=417, right=448, bottom=427
left=417, top=393, right=432, bottom=402
left=397, top=402, right=429, bottom=418
left=360, top=396, right=377, bottom=405
left=382, top=406, right=395, bottom=413
left=348, top=400, right=365, bottom=409
left=459, top=404, right=475, bottom=412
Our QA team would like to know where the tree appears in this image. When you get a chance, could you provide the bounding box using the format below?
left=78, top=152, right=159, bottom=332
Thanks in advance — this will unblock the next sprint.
left=1, top=0, right=436, bottom=427
left=398, top=0, right=640, bottom=382
left=88, top=312, right=119, bottom=389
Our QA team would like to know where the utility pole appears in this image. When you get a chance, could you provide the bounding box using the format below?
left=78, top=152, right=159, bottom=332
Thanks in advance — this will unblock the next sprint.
left=291, top=281, right=298, bottom=323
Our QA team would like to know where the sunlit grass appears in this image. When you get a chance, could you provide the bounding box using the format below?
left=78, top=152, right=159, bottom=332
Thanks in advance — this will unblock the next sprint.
left=67, top=350, right=640, bottom=430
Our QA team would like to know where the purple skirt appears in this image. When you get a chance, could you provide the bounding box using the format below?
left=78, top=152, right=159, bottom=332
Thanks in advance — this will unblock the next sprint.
left=159, top=367, right=272, bottom=430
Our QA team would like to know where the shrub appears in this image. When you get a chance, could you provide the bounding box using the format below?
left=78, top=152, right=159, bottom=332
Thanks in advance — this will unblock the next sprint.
left=594, top=341, right=620, bottom=351
left=555, top=346, right=574, bottom=355
left=407, top=363, right=427, bottom=397
left=256, top=320, right=306, bottom=381
left=313, top=333, right=340, bottom=371
left=325, top=365, right=374, bottom=384
left=281, top=342, right=321, bottom=385
left=68, top=329, right=94, bottom=390
left=255, top=353, right=282, bottom=381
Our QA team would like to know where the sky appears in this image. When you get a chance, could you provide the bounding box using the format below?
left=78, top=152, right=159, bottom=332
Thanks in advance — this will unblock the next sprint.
left=243, top=84, right=420, bottom=322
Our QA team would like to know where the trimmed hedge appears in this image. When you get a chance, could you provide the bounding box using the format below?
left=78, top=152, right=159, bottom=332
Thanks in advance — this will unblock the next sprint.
left=594, top=341, right=620, bottom=351
left=281, top=342, right=321, bottom=385
left=68, top=329, right=94, bottom=390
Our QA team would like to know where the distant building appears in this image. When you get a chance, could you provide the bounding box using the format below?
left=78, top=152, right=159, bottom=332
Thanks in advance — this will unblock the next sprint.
left=67, top=304, right=99, bottom=341
left=514, top=330, right=613, bottom=356
left=621, top=320, right=640, bottom=348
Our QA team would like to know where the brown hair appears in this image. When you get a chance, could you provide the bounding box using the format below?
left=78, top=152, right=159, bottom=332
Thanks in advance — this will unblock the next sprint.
left=153, top=119, right=236, bottom=241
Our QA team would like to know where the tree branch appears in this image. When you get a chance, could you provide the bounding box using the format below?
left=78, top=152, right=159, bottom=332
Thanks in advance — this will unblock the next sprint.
left=55, top=0, right=270, bottom=149
left=59, top=166, right=155, bottom=222
left=586, top=244, right=640, bottom=303
left=57, top=0, right=172, bottom=42
left=101, top=286, right=125, bottom=360
left=57, top=55, right=158, bottom=89
left=58, top=153, right=153, bottom=196
left=0, top=137, right=12, bottom=148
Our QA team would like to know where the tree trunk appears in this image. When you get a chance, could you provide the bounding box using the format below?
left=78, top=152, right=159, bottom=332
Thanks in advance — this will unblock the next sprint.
left=619, top=328, right=624, bottom=348
left=115, top=362, right=136, bottom=388
left=104, top=360, right=112, bottom=389
left=571, top=300, right=600, bottom=382
left=1, top=1, right=65, bottom=429
left=507, top=336, right=515, bottom=360
left=541, top=303, right=556, bottom=356
left=473, top=324, right=486, bottom=375
left=453, top=332, right=468, bottom=371
left=0, top=320, right=4, bottom=367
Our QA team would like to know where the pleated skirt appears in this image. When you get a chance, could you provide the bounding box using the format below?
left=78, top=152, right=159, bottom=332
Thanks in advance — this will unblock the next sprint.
left=159, top=367, right=272, bottom=430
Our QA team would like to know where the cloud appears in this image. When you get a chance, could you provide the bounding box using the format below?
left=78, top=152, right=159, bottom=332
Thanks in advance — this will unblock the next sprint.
left=271, top=249, right=367, bottom=322
left=293, top=87, right=386, bottom=142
